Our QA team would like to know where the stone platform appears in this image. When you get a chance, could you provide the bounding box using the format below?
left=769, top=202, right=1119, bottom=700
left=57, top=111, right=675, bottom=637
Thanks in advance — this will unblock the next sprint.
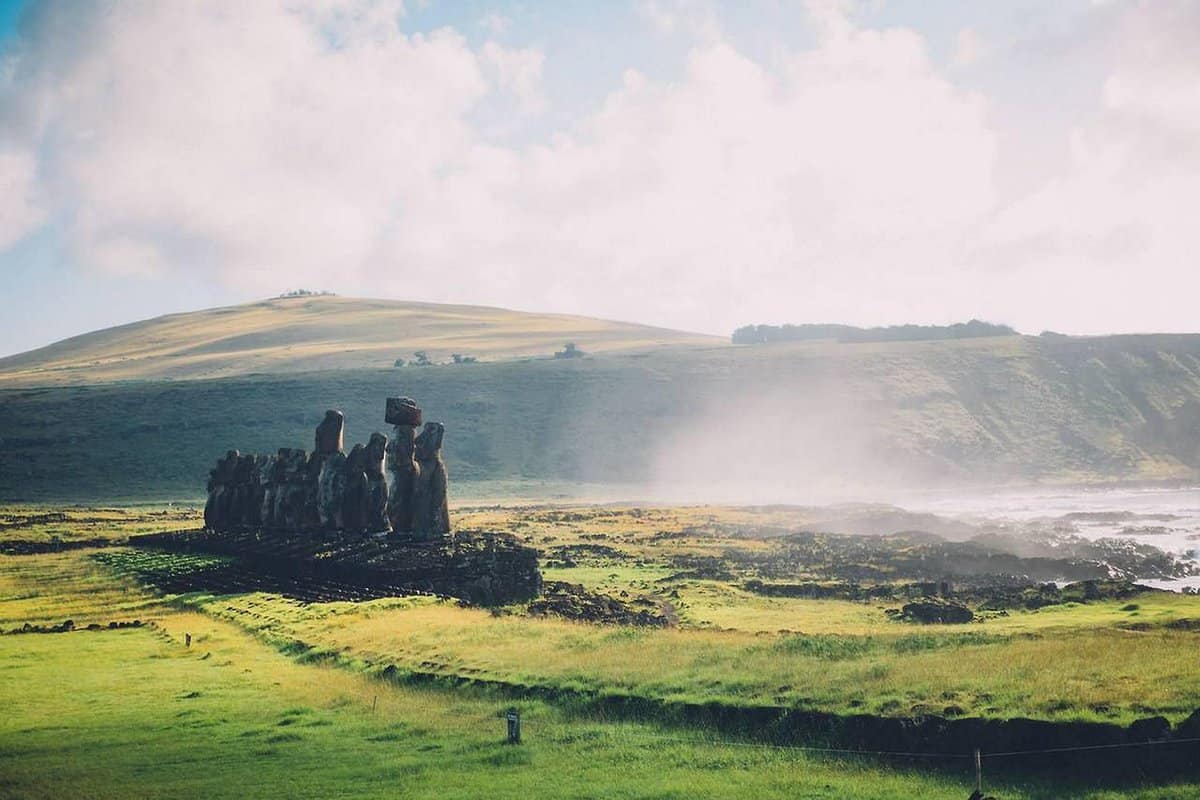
left=131, top=528, right=542, bottom=606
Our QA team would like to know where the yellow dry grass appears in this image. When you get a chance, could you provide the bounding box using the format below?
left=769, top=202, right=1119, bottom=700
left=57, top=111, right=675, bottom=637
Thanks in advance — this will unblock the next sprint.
left=0, top=295, right=719, bottom=386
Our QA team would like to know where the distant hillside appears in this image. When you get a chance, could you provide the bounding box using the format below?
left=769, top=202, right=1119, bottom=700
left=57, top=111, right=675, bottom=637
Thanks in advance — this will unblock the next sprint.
left=0, top=296, right=720, bottom=386
left=4, top=332, right=1200, bottom=501
left=732, top=319, right=1017, bottom=345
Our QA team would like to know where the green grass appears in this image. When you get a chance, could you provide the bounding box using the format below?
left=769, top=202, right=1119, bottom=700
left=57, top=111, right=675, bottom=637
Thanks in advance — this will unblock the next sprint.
left=185, top=590, right=1200, bottom=725
left=3, top=519, right=1200, bottom=797
left=0, top=614, right=1008, bottom=799
left=0, top=505, right=200, bottom=546
left=3, top=615, right=1197, bottom=800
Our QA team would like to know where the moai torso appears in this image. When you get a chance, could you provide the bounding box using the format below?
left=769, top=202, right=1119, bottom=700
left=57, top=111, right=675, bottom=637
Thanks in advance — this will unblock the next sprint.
left=385, top=398, right=422, bottom=534
left=273, top=448, right=309, bottom=531
left=312, top=410, right=346, bottom=531
left=258, top=454, right=278, bottom=529
left=317, top=452, right=347, bottom=531
left=204, top=450, right=240, bottom=531
left=365, top=433, right=390, bottom=533
left=341, top=444, right=369, bottom=534
left=230, top=454, right=257, bottom=528
left=412, top=422, right=450, bottom=540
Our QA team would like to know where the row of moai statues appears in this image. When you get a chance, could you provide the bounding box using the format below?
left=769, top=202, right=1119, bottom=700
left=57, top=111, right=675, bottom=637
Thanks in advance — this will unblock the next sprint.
left=203, top=398, right=450, bottom=539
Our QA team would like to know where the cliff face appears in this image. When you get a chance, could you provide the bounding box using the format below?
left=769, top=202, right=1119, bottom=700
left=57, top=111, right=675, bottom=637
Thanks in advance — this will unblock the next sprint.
left=4, top=333, right=1200, bottom=501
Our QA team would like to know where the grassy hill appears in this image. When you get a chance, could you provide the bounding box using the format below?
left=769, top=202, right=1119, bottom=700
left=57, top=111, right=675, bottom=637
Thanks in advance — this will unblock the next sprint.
left=4, top=319, right=1200, bottom=500
left=0, top=295, right=719, bottom=386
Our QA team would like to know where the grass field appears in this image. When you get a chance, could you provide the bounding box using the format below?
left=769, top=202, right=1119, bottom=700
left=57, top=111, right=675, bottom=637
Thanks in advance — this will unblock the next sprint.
left=4, top=502, right=1200, bottom=797
left=2, top=550, right=1197, bottom=799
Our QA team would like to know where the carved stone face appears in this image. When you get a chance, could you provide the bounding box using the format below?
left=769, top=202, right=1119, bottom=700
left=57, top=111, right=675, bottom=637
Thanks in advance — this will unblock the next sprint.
left=213, top=450, right=241, bottom=483
left=276, top=448, right=308, bottom=481
left=366, top=433, right=388, bottom=475
left=414, top=422, right=444, bottom=461
left=233, top=454, right=256, bottom=483
left=255, top=454, right=273, bottom=484
left=345, top=443, right=367, bottom=473
left=314, top=409, right=345, bottom=455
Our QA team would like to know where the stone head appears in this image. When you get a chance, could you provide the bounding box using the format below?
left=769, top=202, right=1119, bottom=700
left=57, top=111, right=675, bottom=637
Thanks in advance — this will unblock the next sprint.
left=366, top=433, right=388, bottom=474
left=345, top=443, right=367, bottom=473
left=414, top=422, right=445, bottom=461
left=315, top=409, right=345, bottom=455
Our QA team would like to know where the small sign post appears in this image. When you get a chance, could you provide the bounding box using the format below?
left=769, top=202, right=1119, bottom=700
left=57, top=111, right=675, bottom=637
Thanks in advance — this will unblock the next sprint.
left=506, top=709, right=521, bottom=745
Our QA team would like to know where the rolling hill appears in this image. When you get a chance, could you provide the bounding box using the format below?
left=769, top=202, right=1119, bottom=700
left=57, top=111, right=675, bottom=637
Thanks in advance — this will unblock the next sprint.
left=0, top=295, right=720, bottom=386
left=4, top=295, right=1200, bottom=501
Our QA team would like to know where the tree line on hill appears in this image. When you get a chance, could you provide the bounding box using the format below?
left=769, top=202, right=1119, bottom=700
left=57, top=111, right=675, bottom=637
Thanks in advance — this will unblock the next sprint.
left=731, top=319, right=1018, bottom=345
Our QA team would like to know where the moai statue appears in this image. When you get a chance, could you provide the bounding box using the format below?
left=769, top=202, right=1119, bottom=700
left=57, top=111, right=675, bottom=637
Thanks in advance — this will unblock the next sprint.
left=272, top=448, right=309, bottom=531
left=317, top=451, right=347, bottom=530
left=385, top=397, right=422, bottom=534
left=230, top=454, right=257, bottom=528
left=314, top=409, right=344, bottom=455
left=257, top=454, right=278, bottom=529
left=246, top=454, right=271, bottom=528
left=364, top=433, right=390, bottom=532
left=204, top=450, right=239, bottom=531
left=307, top=410, right=344, bottom=530
left=412, top=422, right=450, bottom=539
left=341, top=443, right=369, bottom=534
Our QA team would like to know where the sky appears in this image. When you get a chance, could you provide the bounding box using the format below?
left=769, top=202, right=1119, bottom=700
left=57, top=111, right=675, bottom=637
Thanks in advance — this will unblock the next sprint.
left=0, top=0, right=1197, bottom=357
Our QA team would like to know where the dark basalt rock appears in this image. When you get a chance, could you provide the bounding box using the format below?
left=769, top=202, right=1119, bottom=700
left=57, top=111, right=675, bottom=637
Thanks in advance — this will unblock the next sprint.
left=1128, top=715, right=1172, bottom=742
left=385, top=396, right=422, bottom=426
left=132, top=528, right=541, bottom=606
left=529, top=582, right=673, bottom=627
left=897, top=598, right=975, bottom=624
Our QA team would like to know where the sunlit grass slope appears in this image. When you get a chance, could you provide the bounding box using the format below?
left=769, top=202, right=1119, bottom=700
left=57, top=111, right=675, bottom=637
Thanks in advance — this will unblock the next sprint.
left=0, top=295, right=720, bottom=386
left=0, top=549, right=1195, bottom=798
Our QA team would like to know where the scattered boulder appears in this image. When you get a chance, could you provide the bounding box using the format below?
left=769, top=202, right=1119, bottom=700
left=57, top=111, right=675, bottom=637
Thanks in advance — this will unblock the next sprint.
left=528, top=582, right=673, bottom=627
left=897, top=598, right=974, bottom=624
left=1127, top=715, right=1171, bottom=742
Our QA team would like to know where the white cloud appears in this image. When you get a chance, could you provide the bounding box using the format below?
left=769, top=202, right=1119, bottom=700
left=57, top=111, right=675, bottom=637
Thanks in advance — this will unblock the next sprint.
left=973, top=1, right=1200, bottom=332
left=1, top=0, right=1195, bottom=338
left=952, top=27, right=985, bottom=68
left=479, top=12, right=509, bottom=36
left=480, top=41, right=546, bottom=114
left=636, top=0, right=720, bottom=40
left=0, top=148, right=46, bottom=249
left=378, top=7, right=996, bottom=332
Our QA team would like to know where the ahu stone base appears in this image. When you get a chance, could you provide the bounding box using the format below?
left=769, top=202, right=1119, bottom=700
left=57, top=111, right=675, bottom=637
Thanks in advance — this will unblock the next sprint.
left=131, top=528, right=542, bottom=606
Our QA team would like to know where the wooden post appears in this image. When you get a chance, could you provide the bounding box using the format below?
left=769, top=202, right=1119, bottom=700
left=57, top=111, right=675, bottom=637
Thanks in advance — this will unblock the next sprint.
left=974, top=748, right=982, bottom=794
left=506, top=709, right=521, bottom=744
left=185, top=633, right=191, bottom=648
left=372, top=695, right=378, bottom=713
